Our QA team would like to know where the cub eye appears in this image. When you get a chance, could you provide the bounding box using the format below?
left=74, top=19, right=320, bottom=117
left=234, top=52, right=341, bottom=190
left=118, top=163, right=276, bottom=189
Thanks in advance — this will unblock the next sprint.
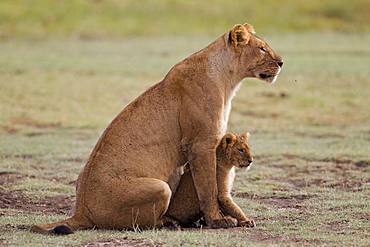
left=238, top=148, right=244, bottom=154
left=260, top=47, right=267, bottom=53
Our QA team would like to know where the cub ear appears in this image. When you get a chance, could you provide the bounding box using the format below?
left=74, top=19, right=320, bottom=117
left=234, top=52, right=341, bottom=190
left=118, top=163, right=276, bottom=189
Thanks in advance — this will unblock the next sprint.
left=222, top=133, right=237, bottom=149
left=229, top=24, right=251, bottom=47
left=243, top=23, right=255, bottom=34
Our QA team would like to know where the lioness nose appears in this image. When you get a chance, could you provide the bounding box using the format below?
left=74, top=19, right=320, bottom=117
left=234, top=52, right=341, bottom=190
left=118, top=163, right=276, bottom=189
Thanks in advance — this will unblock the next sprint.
left=277, top=61, right=283, bottom=67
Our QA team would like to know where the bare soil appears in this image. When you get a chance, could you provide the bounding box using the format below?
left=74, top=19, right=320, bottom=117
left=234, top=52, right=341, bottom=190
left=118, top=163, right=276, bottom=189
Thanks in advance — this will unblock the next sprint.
left=0, top=172, right=24, bottom=185
left=0, top=189, right=74, bottom=215
left=234, top=191, right=313, bottom=210
left=81, top=237, right=162, bottom=247
left=10, top=116, right=61, bottom=129
left=0, top=172, right=73, bottom=215
left=0, top=155, right=368, bottom=246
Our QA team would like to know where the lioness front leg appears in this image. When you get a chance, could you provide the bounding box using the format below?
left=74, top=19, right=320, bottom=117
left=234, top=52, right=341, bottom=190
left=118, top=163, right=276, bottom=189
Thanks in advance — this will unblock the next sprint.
left=218, top=195, right=255, bottom=227
left=190, top=142, right=237, bottom=228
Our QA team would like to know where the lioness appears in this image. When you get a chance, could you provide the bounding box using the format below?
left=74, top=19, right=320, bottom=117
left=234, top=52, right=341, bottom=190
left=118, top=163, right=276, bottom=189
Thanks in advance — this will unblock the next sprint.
left=167, top=132, right=255, bottom=227
left=32, top=23, right=282, bottom=234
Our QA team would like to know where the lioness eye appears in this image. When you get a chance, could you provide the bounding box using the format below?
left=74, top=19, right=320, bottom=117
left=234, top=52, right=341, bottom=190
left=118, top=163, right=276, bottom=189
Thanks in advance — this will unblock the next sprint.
left=260, top=47, right=267, bottom=53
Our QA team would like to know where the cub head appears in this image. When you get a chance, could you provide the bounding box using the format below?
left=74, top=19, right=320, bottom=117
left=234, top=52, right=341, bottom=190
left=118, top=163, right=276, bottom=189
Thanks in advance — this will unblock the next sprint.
left=227, top=23, right=283, bottom=83
left=219, top=132, right=253, bottom=169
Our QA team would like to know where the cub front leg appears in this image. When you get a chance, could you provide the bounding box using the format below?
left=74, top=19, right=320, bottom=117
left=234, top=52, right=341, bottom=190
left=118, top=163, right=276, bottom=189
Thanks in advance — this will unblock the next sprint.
left=190, top=141, right=237, bottom=229
left=218, top=195, right=255, bottom=227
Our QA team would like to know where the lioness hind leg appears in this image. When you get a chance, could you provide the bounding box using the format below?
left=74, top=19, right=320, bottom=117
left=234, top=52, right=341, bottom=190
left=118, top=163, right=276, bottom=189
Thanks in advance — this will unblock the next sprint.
left=89, top=177, right=172, bottom=229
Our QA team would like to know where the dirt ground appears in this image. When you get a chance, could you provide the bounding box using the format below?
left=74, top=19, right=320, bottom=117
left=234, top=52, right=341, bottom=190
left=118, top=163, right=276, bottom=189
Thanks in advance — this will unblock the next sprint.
left=1, top=155, right=368, bottom=246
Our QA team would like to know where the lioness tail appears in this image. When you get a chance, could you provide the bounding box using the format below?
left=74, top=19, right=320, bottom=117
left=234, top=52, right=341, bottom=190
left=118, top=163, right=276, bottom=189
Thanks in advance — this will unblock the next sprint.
left=31, top=216, right=91, bottom=235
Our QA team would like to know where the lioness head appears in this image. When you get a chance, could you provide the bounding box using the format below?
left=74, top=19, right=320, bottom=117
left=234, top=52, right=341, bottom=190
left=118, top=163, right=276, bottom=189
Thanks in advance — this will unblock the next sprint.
left=227, top=23, right=283, bottom=83
left=219, top=132, right=253, bottom=169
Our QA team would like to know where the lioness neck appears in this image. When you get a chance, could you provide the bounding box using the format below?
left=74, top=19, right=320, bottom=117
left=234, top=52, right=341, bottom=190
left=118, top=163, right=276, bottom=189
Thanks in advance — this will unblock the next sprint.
left=166, top=33, right=243, bottom=134
left=168, top=33, right=242, bottom=90
left=205, top=34, right=243, bottom=133
left=205, top=34, right=244, bottom=88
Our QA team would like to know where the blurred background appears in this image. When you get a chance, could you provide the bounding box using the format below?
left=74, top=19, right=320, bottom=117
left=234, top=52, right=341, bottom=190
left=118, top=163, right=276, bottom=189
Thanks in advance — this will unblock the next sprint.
left=1, top=0, right=369, bottom=128
left=0, top=1, right=369, bottom=246
left=0, top=0, right=369, bottom=38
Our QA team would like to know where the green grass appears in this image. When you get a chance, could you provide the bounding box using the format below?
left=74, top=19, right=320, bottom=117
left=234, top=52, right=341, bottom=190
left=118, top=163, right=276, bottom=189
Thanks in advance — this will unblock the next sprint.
left=0, top=33, right=370, bottom=246
left=0, top=0, right=370, bottom=39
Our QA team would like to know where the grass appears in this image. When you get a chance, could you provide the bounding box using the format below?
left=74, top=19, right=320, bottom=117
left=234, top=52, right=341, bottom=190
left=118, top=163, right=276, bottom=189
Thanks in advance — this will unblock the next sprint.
left=0, top=0, right=370, bottom=39
left=0, top=32, right=370, bottom=246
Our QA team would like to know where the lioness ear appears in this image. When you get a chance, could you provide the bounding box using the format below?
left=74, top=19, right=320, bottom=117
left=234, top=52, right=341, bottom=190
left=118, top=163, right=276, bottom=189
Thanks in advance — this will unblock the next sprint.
left=229, top=24, right=250, bottom=47
left=241, top=132, right=250, bottom=142
left=243, top=23, right=255, bottom=34
left=222, top=133, right=237, bottom=149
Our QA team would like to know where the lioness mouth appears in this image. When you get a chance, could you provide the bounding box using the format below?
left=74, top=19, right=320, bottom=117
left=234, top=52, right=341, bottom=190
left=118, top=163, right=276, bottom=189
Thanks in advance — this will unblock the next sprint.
left=259, top=73, right=273, bottom=79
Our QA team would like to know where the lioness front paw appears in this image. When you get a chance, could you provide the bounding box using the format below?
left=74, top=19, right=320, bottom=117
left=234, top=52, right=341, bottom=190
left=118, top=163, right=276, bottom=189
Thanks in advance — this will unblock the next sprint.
left=238, top=219, right=255, bottom=228
left=208, top=216, right=238, bottom=229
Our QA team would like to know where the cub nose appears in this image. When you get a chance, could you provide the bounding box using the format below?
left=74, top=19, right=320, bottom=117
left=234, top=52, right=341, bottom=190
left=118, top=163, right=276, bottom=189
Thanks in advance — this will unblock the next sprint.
left=277, top=60, right=283, bottom=67
left=248, top=159, right=253, bottom=164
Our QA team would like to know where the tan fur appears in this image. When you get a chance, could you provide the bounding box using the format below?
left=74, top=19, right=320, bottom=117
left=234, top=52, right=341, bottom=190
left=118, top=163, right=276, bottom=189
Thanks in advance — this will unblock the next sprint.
left=167, top=132, right=255, bottom=227
left=32, top=23, right=282, bottom=234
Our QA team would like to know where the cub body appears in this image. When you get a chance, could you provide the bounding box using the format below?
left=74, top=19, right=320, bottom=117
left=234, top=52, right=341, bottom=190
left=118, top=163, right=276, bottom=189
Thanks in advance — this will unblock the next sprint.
left=166, top=132, right=255, bottom=227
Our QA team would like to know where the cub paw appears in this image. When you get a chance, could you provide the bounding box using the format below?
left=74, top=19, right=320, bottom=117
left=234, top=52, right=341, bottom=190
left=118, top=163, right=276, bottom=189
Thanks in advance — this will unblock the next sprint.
left=238, top=219, right=255, bottom=228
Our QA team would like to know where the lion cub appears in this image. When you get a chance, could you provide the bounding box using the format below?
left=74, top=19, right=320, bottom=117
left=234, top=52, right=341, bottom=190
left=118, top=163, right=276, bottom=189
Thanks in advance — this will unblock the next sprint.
left=166, top=132, right=255, bottom=228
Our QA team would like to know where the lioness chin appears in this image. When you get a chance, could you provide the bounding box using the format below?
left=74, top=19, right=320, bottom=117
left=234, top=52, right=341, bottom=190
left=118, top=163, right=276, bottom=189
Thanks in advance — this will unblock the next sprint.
left=32, top=23, right=282, bottom=234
